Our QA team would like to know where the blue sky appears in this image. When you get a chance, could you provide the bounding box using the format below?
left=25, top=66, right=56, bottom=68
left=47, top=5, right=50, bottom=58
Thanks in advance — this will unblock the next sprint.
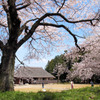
left=1, top=0, right=99, bottom=70
left=15, top=32, right=85, bottom=69
left=15, top=44, right=67, bottom=69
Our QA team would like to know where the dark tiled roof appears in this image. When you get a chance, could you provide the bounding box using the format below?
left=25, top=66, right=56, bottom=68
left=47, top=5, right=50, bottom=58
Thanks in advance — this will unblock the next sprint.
left=14, top=66, right=55, bottom=78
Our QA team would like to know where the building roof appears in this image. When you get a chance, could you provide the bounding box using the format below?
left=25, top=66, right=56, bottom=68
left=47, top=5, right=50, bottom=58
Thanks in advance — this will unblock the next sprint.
left=14, top=66, right=55, bottom=78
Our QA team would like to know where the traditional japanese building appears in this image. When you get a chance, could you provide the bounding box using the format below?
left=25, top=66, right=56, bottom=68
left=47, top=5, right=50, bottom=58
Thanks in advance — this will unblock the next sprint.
left=14, top=66, right=56, bottom=84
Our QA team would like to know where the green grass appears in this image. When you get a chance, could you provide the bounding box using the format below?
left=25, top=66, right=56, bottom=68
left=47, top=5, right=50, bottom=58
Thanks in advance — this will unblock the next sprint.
left=0, top=87, right=100, bottom=100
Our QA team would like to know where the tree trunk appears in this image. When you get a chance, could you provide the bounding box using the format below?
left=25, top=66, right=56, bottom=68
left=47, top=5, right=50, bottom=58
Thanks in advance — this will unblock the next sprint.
left=0, top=47, right=15, bottom=91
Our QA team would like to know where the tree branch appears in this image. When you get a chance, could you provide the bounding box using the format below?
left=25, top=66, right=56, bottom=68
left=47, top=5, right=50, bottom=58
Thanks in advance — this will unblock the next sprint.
left=16, top=4, right=30, bottom=10
left=2, top=0, right=9, bottom=12
left=57, top=0, right=66, bottom=13
left=15, top=55, right=24, bottom=65
left=17, top=12, right=98, bottom=49
left=53, top=0, right=60, bottom=6
left=34, top=0, right=46, bottom=13
left=18, top=18, right=38, bottom=36
left=41, top=13, right=99, bottom=24
left=16, top=3, right=24, bottom=7
left=0, top=23, right=7, bottom=27
left=39, top=22, right=81, bottom=49
left=0, top=40, right=4, bottom=51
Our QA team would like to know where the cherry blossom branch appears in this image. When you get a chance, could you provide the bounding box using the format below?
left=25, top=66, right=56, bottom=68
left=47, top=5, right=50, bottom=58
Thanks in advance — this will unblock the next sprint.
left=17, top=12, right=99, bottom=49
left=16, top=3, right=25, bottom=7
left=53, top=0, right=60, bottom=6
left=16, top=3, right=30, bottom=10
left=18, top=18, right=38, bottom=36
left=57, top=0, right=66, bottom=13
left=34, top=0, right=46, bottom=13
left=39, top=22, right=81, bottom=49
left=40, top=13, right=99, bottom=24
left=0, top=23, right=7, bottom=27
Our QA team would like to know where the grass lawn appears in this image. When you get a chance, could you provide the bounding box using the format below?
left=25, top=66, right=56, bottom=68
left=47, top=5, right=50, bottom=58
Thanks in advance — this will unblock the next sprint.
left=14, top=83, right=100, bottom=92
left=0, top=86, right=100, bottom=100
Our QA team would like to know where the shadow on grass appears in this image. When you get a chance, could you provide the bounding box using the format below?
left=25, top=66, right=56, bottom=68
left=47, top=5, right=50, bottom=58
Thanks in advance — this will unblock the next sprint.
left=0, top=87, right=100, bottom=100
left=35, top=91, right=56, bottom=100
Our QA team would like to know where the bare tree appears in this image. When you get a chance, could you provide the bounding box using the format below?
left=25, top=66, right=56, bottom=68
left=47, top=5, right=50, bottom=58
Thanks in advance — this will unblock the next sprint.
left=0, top=0, right=99, bottom=91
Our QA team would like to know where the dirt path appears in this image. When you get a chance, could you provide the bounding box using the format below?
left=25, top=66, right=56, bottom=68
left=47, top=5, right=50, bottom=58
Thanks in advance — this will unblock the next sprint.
left=14, top=83, right=100, bottom=92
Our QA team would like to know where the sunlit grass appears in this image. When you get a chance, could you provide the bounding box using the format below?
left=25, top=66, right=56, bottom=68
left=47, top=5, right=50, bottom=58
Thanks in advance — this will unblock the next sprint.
left=14, top=83, right=100, bottom=92
left=1, top=86, right=100, bottom=100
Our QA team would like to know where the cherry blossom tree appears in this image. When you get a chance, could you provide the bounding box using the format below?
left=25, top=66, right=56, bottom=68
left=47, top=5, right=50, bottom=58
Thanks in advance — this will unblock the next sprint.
left=53, top=63, right=69, bottom=82
left=67, top=35, right=100, bottom=83
left=47, top=35, right=100, bottom=83
left=0, top=0, right=100, bottom=91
